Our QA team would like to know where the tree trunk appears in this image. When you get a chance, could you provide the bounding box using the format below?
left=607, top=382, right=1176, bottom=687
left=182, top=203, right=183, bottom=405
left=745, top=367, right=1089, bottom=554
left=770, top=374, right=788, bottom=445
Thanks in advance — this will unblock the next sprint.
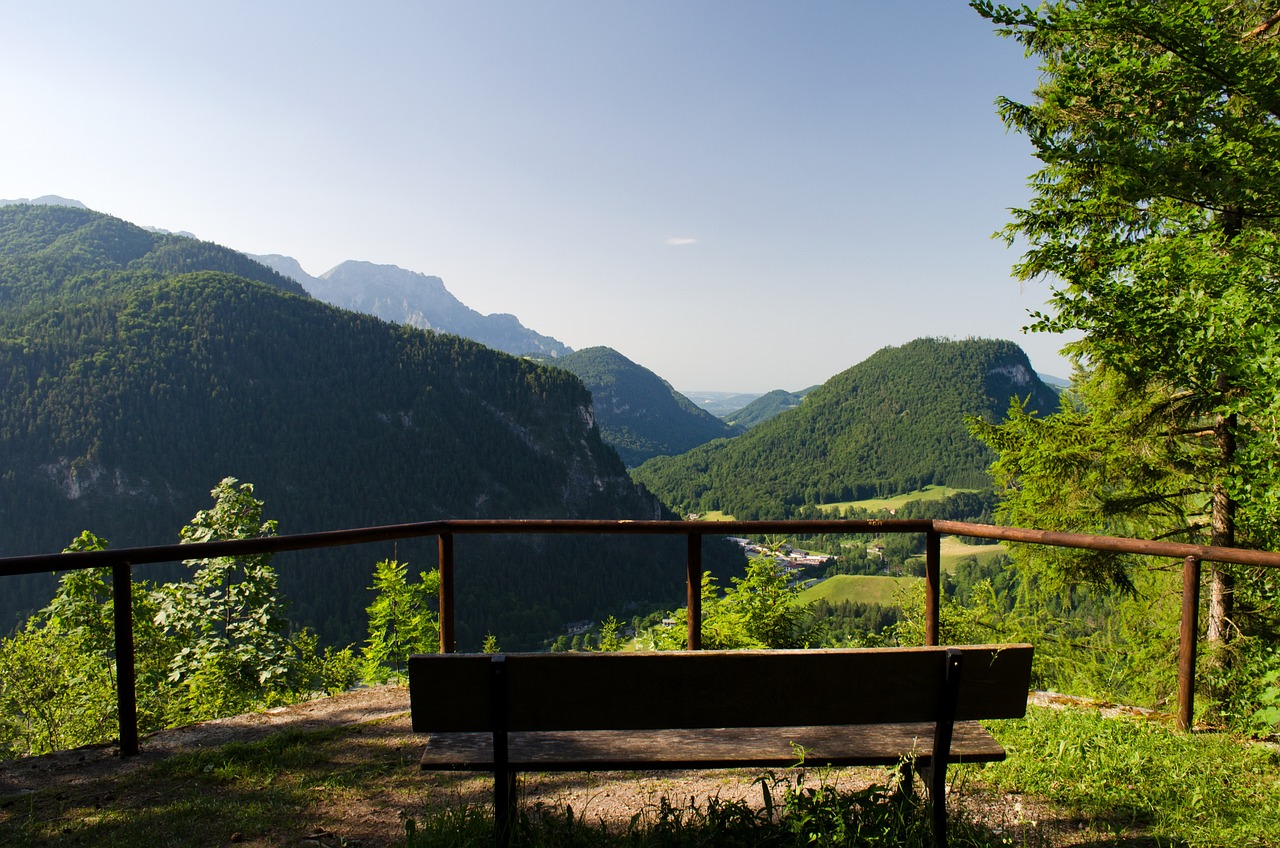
left=1206, top=410, right=1237, bottom=644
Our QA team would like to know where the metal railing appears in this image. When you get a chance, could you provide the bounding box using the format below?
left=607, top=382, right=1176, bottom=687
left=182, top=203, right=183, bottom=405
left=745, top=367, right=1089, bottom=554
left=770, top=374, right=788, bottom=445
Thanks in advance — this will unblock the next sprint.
left=3, top=517, right=1279, bottom=756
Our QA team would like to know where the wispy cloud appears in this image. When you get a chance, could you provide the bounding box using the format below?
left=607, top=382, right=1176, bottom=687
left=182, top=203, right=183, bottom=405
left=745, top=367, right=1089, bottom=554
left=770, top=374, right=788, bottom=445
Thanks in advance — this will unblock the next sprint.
left=666, top=237, right=697, bottom=246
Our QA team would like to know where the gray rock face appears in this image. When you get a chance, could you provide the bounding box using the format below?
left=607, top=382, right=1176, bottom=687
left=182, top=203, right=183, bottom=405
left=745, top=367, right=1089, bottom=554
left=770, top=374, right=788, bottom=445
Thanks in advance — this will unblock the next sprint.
left=253, top=255, right=571, bottom=359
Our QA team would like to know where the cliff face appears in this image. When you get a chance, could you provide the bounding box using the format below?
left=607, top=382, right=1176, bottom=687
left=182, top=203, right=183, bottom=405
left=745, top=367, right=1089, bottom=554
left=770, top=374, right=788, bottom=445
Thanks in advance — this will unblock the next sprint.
left=255, top=255, right=571, bottom=358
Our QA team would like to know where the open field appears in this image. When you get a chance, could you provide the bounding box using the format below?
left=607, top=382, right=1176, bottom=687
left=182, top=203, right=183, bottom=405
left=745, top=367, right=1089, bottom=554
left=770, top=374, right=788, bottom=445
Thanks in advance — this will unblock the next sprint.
left=815, top=485, right=977, bottom=514
left=696, top=486, right=982, bottom=522
left=912, top=536, right=1009, bottom=574
left=697, top=510, right=735, bottom=521
left=797, top=574, right=921, bottom=607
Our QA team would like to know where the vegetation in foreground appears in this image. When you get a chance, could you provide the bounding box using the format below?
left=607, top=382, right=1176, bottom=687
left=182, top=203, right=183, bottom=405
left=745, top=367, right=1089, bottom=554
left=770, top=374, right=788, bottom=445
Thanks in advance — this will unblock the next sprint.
left=983, top=707, right=1280, bottom=847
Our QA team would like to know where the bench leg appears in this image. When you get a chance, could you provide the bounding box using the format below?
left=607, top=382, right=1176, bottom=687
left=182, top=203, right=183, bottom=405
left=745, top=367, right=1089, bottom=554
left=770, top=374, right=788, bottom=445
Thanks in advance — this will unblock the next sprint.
left=494, top=768, right=517, bottom=848
left=929, top=764, right=948, bottom=848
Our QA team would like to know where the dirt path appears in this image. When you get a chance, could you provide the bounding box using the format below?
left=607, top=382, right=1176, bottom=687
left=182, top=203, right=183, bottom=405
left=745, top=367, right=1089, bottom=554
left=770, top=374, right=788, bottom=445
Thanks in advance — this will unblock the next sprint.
left=0, top=687, right=1116, bottom=846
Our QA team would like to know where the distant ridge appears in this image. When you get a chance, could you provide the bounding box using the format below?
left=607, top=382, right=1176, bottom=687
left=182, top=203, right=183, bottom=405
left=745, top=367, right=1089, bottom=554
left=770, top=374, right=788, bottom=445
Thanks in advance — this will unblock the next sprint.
left=0, top=195, right=89, bottom=209
left=551, top=346, right=739, bottom=466
left=255, top=255, right=571, bottom=359
left=683, top=391, right=764, bottom=417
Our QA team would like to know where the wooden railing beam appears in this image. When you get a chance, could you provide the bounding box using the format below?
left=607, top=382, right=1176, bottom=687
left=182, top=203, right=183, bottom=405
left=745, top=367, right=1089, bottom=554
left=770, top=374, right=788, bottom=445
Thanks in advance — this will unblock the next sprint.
left=10, top=518, right=1280, bottom=755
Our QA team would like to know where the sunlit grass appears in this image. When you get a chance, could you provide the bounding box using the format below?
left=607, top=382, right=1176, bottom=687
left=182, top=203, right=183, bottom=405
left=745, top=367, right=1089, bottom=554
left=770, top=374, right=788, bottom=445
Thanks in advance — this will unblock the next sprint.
left=980, top=706, right=1280, bottom=847
left=816, top=486, right=977, bottom=514
left=797, top=574, right=921, bottom=607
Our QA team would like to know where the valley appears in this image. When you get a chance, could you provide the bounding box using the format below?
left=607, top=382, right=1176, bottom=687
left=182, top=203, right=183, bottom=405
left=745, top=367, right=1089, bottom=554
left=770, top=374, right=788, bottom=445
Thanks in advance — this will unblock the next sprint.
left=0, top=200, right=1033, bottom=654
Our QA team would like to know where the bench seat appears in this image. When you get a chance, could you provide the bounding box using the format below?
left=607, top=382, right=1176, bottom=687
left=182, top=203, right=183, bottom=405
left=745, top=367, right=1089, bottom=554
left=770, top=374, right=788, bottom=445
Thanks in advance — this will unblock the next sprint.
left=419, top=721, right=1008, bottom=771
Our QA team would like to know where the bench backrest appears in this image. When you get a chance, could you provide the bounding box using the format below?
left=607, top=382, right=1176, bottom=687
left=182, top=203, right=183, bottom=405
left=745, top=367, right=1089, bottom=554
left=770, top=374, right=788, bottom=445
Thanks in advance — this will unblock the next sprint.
left=409, top=645, right=1032, bottom=733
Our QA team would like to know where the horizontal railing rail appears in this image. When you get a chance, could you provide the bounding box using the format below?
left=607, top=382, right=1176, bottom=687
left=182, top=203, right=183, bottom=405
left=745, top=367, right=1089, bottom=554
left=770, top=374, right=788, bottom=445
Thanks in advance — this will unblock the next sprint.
left=3, top=517, right=1279, bottom=756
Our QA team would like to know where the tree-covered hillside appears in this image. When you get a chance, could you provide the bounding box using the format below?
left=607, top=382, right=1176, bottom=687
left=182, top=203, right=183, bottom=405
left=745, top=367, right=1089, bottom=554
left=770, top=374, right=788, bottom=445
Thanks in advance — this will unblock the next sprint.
left=550, top=346, right=740, bottom=466
left=632, top=337, right=1059, bottom=518
left=723, top=387, right=815, bottom=429
left=0, top=205, right=734, bottom=648
left=0, top=204, right=307, bottom=309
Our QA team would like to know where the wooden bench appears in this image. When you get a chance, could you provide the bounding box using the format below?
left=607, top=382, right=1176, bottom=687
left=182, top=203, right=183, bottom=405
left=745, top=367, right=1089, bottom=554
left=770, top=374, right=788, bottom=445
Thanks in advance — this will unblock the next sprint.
left=409, top=644, right=1032, bottom=848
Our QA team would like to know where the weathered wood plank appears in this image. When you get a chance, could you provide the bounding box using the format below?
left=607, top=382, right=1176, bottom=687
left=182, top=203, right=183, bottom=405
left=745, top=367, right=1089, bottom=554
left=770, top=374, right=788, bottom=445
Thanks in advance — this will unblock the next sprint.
left=419, top=721, right=1007, bottom=771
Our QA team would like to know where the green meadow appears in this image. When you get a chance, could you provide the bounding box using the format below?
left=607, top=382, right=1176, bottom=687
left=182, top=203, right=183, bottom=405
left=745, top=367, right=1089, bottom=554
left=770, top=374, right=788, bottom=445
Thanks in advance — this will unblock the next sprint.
left=816, top=485, right=978, bottom=514
left=797, top=574, right=921, bottom=607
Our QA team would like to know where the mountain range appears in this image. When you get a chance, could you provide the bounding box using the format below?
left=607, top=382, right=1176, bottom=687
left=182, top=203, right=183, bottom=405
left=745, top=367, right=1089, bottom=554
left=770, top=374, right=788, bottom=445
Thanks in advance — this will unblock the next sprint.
left=0, top=199, right=1064, bottom=651
left=0, top=203, right=727, bottom=648
left=253, top=254, right=571, bottom=360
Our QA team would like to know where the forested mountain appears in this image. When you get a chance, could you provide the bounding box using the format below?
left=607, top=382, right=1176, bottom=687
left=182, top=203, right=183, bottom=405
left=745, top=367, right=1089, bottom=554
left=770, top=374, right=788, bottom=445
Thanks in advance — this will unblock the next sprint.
left=549, top=346, right=740, bottom=466
left=0, top=204, right=735, bottom=649
left=0, top=204, right=309, bottom=308
left=724, top=387, right=816, bottom=429
left=254, top=255, right=571, bottom=359
left=632, top=338, right=1060, bottom=519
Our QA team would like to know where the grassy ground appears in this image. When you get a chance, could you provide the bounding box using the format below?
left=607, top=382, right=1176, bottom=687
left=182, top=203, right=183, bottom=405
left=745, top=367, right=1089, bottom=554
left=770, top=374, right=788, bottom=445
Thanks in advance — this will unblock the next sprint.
left=913, top=537, right=1009, bottom=574
left=2, top=701, right=1279, bottom=847
left=795, top=539, right=1008, bottom=608
left=816, top=486, right=977, bottom=514
left=698, top=486, right=980, bottom=522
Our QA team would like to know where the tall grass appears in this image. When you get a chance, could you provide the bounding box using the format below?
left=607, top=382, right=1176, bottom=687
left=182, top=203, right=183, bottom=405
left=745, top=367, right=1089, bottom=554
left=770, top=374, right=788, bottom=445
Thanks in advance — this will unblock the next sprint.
left=405, top=771, right=1005, bottom=848
left=982, top=707, right=1280, bottom=847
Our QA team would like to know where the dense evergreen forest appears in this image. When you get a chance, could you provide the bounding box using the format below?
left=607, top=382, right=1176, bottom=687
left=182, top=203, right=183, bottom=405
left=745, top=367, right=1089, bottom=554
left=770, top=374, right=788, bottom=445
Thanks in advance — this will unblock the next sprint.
left=0, top=204, right=741, bottom=648
left=547, top=346, right=739, bottom=466
left=632, top=337, right=1059, bottom=518
left=722, top=387, right=815, bottom=430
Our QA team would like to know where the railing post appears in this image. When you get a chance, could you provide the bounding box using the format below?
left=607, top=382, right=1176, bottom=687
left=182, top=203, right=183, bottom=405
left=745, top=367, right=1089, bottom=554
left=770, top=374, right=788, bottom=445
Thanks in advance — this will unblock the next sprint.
left=1179, top=555, right=1201, bottom=731
left=438, top=532, right=455, bottom=653
left=686, top=533, right=702, bottom=650
left=925, top=530, right=941, bottom=647
left=111, top=562, right=139, bottom=757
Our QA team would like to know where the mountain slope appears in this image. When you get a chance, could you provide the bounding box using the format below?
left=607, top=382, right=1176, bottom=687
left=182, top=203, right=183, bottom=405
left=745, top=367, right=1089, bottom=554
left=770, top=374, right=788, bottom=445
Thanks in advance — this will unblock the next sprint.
left=723, top=387, right=815, bottom=429
left=0, top=205, right=722, bottom=648
left=255, top=255, right=571, bottom=359
left=632, top=337, right=1060, bottom=519
left=551, top=347, right=740, bottom=466
left=0, top=204, right=307, bottom=307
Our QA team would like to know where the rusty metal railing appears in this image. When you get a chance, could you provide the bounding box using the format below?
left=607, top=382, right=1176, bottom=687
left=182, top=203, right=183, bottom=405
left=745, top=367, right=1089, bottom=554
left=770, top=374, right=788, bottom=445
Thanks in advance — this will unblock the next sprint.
left=3, top=517, right=1279, bottom=756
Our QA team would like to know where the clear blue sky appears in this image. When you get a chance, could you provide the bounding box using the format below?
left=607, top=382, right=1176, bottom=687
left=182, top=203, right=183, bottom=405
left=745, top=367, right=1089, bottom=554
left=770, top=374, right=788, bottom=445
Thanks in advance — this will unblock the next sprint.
left=3, top=1, right=1074, bottom=393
